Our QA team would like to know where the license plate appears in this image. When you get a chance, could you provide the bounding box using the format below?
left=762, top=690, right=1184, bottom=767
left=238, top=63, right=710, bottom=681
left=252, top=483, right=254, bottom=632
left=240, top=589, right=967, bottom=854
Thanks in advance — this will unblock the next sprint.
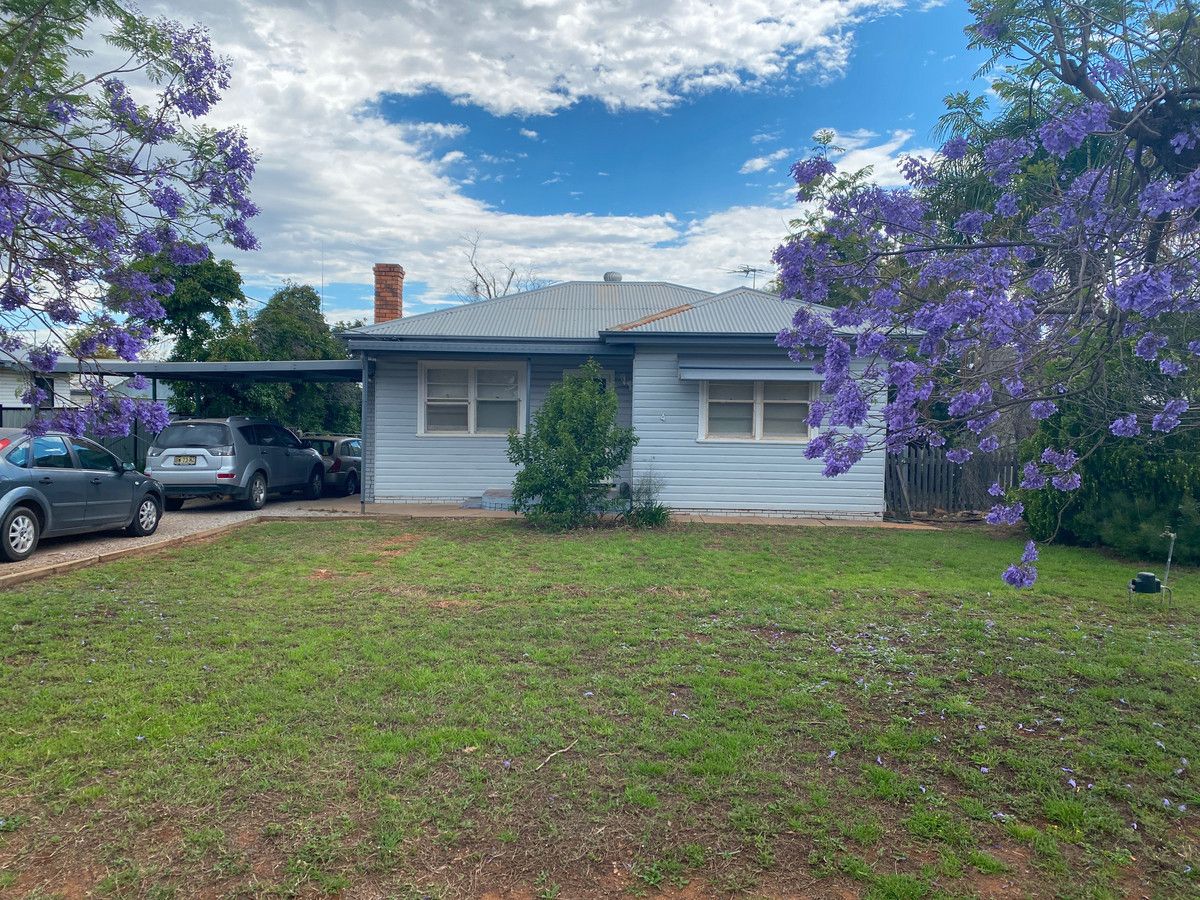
left=174, top=455, right=197, bottom=466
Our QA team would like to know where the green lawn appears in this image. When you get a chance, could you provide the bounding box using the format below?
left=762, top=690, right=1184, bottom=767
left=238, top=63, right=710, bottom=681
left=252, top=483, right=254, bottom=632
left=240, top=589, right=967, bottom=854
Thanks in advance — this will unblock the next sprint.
left=0, top=519, right=1197, bottom=898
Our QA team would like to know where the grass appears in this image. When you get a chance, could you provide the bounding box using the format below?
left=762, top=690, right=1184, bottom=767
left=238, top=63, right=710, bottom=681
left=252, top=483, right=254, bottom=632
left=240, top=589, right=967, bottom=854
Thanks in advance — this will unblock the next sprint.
left=0, top=517, right=1197, bottom=897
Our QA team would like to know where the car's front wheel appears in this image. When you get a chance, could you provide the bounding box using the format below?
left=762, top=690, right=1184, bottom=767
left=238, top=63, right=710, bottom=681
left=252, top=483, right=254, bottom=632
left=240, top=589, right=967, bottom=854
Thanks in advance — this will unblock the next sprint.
left=344, top=471, right=359, bottom=496
left=1, top=506, right=40, bottom=562
left=302, top=467, right=323, bottom=501
left=127, top=495, right=161, bottom=537
left=241, top=472, right=267, bottom=510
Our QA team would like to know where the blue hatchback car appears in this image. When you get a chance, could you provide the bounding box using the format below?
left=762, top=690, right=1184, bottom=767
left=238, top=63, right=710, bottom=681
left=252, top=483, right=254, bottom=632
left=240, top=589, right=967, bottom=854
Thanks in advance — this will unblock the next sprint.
left=0, top=428, right=165, bottom=563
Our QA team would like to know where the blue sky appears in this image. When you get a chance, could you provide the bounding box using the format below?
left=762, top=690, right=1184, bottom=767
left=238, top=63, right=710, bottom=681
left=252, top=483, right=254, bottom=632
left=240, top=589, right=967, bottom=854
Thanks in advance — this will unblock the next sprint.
left=381, top=3, right=979, bottom=222
left=191, top=0, right=989, bottom=326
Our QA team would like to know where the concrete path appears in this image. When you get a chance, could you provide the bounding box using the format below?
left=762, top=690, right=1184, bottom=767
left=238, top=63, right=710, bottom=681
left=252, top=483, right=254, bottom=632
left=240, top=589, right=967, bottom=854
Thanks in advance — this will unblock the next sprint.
left=358, top=500, right=934, bottom=530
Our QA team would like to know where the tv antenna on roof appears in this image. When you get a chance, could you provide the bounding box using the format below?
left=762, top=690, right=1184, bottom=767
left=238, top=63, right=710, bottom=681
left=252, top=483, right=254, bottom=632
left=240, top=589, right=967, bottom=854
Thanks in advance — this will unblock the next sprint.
left=728, top=264, right=767, bottom=290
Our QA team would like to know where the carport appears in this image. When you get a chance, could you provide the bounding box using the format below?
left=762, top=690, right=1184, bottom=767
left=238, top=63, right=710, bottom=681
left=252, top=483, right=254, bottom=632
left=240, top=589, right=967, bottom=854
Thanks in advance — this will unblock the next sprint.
left=48, top=357, right=369, bottom=491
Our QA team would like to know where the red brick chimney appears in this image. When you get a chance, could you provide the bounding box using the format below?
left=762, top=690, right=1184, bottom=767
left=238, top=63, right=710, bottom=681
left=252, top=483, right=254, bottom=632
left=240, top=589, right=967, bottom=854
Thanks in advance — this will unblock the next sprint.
left=373, top=263, right=405, bottom=323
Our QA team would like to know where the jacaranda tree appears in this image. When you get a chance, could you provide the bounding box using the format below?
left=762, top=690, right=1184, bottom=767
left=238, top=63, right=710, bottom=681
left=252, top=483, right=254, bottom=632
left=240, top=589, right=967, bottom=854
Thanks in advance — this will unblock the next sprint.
left=774, top=0, right=1199, bottom=585
left=0, top=0, right=256, bottom=436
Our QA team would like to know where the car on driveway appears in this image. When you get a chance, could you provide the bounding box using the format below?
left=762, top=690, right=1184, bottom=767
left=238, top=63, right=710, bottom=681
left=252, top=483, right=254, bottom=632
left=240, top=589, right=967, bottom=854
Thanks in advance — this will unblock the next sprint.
left=147, top=417, right=324, bottom=511
left=302, top=435, right=362, bottom=496
left=0, top=429, right=164, bottom=562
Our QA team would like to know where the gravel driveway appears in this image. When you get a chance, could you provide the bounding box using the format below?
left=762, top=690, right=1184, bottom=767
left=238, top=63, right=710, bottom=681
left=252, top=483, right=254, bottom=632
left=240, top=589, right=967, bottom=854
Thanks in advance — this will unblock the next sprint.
left=0, top=494, right=362, bottom=580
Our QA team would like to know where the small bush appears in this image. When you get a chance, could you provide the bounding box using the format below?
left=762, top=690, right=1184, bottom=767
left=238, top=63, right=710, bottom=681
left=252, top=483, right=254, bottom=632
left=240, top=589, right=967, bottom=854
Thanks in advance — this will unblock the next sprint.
left=623, top=471, right=671, bottom=529
left=507, top=359, right=636, bottom=529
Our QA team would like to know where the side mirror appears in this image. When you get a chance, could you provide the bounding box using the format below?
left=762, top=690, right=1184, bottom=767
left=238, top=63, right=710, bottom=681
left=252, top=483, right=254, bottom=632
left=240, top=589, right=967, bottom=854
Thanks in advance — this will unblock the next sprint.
left=120, top=461, right=136, bottom=474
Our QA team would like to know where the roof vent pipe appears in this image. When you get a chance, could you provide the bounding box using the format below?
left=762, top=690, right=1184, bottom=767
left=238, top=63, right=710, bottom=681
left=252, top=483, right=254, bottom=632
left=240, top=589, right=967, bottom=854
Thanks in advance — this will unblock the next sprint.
left=603, top=271, right=622, bottom=282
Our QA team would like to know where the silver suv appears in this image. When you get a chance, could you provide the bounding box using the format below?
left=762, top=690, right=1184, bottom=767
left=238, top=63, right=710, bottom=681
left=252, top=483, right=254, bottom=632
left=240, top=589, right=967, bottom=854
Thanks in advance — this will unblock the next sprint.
left=147, top=417, right=324, bottom=511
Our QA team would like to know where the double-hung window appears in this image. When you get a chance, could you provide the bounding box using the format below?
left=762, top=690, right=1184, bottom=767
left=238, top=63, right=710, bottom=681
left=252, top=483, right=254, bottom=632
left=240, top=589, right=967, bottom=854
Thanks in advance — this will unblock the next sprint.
left=421, top=363, right=523, bottom=435
left=701, top=380, right=815, bottom=442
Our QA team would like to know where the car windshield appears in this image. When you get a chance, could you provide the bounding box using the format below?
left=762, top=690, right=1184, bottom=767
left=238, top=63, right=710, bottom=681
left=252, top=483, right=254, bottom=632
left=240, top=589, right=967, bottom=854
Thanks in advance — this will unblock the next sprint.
left=306, top=439, right=335, bottom=455
left=153, top=423, right=233, bottom=449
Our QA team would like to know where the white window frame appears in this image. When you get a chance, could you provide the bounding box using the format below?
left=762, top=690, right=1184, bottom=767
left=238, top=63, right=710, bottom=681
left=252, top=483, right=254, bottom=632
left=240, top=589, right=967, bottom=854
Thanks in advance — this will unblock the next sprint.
left=418, top=361, right=526, bottom=437
left=698, top=380, right=815, bottom=444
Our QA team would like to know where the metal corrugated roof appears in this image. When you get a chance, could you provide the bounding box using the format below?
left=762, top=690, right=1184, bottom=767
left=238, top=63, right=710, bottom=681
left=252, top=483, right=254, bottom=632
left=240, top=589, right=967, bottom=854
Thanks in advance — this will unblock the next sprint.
left=345, top=281, right=716, bottom=340
left=607, top=288, right=818, bottom=335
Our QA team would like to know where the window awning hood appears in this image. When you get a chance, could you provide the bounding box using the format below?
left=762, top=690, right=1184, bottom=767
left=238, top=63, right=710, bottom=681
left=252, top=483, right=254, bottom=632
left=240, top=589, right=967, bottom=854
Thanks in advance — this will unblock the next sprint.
left=677, top=355, right=822, bottom=382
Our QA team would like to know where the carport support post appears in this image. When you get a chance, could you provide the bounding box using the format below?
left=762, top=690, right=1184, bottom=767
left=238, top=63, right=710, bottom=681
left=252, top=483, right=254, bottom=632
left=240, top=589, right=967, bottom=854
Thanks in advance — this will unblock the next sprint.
left=359, top=351, right=369, bottom=514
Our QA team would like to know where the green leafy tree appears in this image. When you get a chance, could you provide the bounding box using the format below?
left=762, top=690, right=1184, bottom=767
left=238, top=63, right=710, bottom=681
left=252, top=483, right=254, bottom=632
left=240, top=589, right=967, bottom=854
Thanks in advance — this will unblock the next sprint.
left=171, top=283, right=360, bottom=433
left=156, top=254, right=245, bottom=361
left=1022, top=361, right=1200, bottom=564
left=507, top=360, right=636, bottom=529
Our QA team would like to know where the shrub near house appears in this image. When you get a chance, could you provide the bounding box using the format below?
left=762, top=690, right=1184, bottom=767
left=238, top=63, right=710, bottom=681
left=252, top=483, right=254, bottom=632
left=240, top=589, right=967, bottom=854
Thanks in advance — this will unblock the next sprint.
left=507, top=360, right=636, bottom=529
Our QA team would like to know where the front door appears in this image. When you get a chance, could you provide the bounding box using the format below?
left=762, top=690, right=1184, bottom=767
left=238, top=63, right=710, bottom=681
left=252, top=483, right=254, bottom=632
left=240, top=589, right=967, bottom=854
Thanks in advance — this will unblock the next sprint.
left=30, top=435, right=90, bottom=531
left=71, top=437, right=131, bottom=526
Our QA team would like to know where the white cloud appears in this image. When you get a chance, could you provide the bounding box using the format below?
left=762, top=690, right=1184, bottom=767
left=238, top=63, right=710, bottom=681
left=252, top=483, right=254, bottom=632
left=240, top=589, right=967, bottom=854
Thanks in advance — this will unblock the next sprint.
left=751, top=129, right=783, bottom=144
left=518, top=128, right=539, bottom=139
left=125, top=0, right=912, bottom=312
left=822, top=127, right=933, bottom=186
left=177, top=0, right=906, bottom=118
left=400, top=121, right=469, bottom=141
left=740, top=148, right=793, bottom=174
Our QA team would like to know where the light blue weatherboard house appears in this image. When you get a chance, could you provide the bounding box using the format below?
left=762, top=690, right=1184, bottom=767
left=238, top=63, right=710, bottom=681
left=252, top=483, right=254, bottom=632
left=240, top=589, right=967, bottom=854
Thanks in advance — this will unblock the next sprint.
left=343, top=265, right=884, bottom=518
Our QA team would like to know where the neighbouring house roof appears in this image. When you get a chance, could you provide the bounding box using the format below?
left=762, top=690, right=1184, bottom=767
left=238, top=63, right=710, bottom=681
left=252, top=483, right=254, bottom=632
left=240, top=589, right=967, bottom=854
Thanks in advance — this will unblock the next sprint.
left=343, top=280, right=821, bottom=345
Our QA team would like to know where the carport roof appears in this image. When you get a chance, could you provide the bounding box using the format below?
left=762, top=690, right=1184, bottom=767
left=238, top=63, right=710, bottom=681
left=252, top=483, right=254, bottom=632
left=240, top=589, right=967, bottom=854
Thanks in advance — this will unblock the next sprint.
left=47, top=358, right=363, bottom=383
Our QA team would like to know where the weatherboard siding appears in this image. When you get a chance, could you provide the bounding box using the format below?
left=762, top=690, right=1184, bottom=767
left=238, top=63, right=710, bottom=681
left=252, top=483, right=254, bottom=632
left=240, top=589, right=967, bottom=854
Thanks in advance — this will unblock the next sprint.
left=0, top=371, right=71, bottom=410
left=629, top=351, right=885, bottom=517
left=370, top=355, right=633, bottom=502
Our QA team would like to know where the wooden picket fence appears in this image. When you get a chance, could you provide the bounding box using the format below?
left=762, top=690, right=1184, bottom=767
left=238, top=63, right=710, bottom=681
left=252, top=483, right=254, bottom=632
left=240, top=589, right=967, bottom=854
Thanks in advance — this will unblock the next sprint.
left=885, top=445, right=1019, bottom=519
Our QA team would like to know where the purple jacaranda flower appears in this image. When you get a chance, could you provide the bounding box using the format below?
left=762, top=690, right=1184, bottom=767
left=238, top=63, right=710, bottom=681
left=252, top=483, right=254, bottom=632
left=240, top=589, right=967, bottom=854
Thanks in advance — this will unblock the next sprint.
left=1051, top=472, right=1081, bottom=491
left=986, top=502, right=1024, bottom=526
left=1135, top=332, right=1169, bottom=360
left=988, top=482, right=1005, bottom=497
left=941, top=136, right=969, bottom=160
left=1002, top=564, right=1037, bottom=588
left=1153, top=398, right=1189, bottom=432
left=1041, top=447, right=1079, bottom=470
left=1030, top=400, right=1058, bottom=420
left=1109, top=414, right=1139, bottom=437
left=1039, top=101, right=1111, bottom=157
